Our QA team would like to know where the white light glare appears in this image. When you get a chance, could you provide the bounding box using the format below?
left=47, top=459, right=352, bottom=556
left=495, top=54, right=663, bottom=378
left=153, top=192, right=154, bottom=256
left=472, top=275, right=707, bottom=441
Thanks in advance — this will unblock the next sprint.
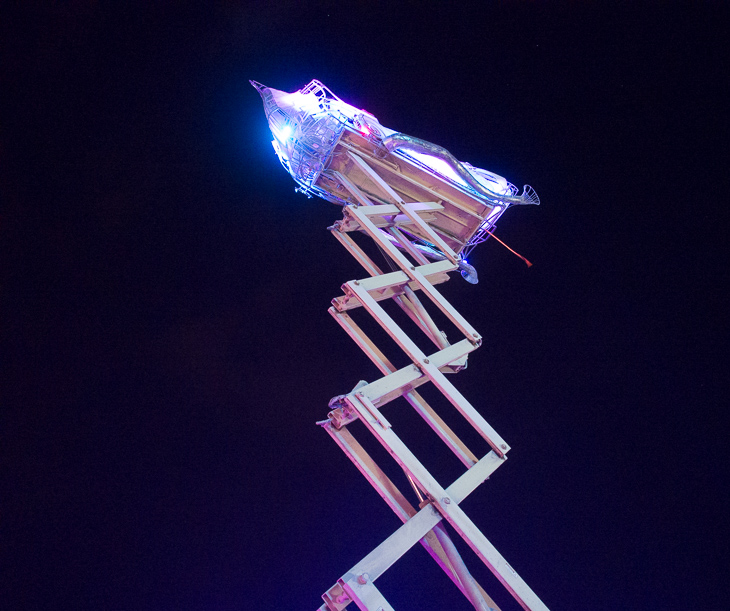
left=273, top=124, right=293, bottom=142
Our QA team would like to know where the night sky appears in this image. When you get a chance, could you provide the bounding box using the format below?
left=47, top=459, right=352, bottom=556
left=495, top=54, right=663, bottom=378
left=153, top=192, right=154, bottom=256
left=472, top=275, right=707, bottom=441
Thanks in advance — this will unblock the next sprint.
left=3, top=3, right=728, bottom=610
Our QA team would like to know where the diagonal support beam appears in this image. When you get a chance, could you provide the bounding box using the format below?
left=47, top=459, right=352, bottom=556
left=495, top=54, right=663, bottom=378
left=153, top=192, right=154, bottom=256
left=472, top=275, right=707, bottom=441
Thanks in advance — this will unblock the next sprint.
left=328, top=309, right=478, bottom=466
left=346, top=393, right=549, bottom=611
left=344, top=280, right=509, bottom=456
left=319, top=447, right=507, bottom=610
left=322, top=423, right=497, bottom=608
left=319, top=156, right=549, bottom=611
left=346, top=205, right=481, bottom=344
left=347, top=151, right=459, bottom=264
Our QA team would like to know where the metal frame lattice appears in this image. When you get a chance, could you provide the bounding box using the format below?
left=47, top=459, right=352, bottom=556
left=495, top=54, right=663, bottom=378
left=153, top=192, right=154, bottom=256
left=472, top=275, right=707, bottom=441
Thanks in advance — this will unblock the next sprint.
left=317, top=151, right=549, bottom=611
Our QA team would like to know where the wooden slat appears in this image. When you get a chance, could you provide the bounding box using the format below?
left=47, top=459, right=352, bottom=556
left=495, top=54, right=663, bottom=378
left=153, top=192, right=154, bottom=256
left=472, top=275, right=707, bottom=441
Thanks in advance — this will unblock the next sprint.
left=345, top=279, right=508, bottom=456
left=348, top=393, right=550, bottom=611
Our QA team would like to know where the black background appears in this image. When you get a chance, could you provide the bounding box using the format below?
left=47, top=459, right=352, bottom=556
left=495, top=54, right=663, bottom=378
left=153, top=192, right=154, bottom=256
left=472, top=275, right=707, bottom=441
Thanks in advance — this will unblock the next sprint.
left=3, top=2, right=728, bottom=610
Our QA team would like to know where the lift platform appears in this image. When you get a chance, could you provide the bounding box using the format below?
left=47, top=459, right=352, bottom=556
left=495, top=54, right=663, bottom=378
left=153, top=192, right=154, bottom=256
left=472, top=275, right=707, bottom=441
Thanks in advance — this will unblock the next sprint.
left=253, top=79, right=549, bottom=611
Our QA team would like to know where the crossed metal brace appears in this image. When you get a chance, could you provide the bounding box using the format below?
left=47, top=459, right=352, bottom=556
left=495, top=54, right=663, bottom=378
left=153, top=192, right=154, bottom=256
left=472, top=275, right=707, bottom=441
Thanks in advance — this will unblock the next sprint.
left=316, top=153, right=549, bottom=611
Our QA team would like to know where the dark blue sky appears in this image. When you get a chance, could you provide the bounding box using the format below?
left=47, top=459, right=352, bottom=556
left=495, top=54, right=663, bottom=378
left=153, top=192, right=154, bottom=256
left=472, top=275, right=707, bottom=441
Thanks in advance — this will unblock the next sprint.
left=2, top=3, right=727, bottom=610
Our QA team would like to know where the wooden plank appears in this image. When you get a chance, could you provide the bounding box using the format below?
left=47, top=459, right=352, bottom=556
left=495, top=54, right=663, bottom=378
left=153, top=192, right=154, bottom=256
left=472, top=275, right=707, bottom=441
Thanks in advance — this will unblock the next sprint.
left=329, top=308, right=477, bottom=467
left=324, top=424, right=413, bottom=521
left=331, top=274, right=451, bottom=312
left=348, top=393, right=550, bottom=611
left=359, top=339, right=476, bottom=407
left=330, top=258, right=455, bottom=313
left=348, top=206, right=480, bottom=342
left=320, top=447, right=508, bottom=608
left=345, top=280, right=508, bottom=456
left=386, top=226, right=431, bottom=266
left=357, top=259, right=453, bottom=292
left=338, top=138, right=490, bottom=224
left=402, top=388, right=478, bottom=467
left=322, top=424, right=496, bottom=607
left=330, top=229, right=383, bottom=277
left=347, top=151, right=460, bottom=264
left=392, top=289, right=444, bottom=347
left=357, top=202, right=444, bottom=216
left=401, top=285, right=449, bottom=350
left=331, top=137, right=497, bottom=251
left=329, top=308, right=395, bottom=374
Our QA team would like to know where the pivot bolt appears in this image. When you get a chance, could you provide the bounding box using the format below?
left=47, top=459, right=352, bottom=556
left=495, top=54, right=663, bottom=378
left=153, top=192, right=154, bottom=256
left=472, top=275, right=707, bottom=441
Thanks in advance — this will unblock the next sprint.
left=441, top=497, right=451, bottom=505
left=500, top=444, right=507, bottom=450
left=357, top=573, right=369, bottom=585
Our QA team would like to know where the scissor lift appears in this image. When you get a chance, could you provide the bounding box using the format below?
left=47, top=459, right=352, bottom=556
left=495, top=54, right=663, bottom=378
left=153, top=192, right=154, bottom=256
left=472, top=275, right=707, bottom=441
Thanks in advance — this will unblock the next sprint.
left=316, top=148, right=550, bottom=611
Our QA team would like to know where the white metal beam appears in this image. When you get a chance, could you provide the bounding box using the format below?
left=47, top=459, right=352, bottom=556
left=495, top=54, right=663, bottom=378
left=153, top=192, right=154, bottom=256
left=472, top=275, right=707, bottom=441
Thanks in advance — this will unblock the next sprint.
left=318, top=156, right=549, bottom=611
left=344, top=280, right=509, bottom=456
left=347, top=393, right=549, bottom=611
left=346, top=205, right=480, bottom=343
left=319, top=449, right=507, bottom=609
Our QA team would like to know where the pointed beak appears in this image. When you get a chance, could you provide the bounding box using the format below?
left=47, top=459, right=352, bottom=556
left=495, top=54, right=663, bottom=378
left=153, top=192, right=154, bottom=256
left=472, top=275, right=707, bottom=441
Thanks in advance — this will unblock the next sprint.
left=250, top=80, right=267, bottom=96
